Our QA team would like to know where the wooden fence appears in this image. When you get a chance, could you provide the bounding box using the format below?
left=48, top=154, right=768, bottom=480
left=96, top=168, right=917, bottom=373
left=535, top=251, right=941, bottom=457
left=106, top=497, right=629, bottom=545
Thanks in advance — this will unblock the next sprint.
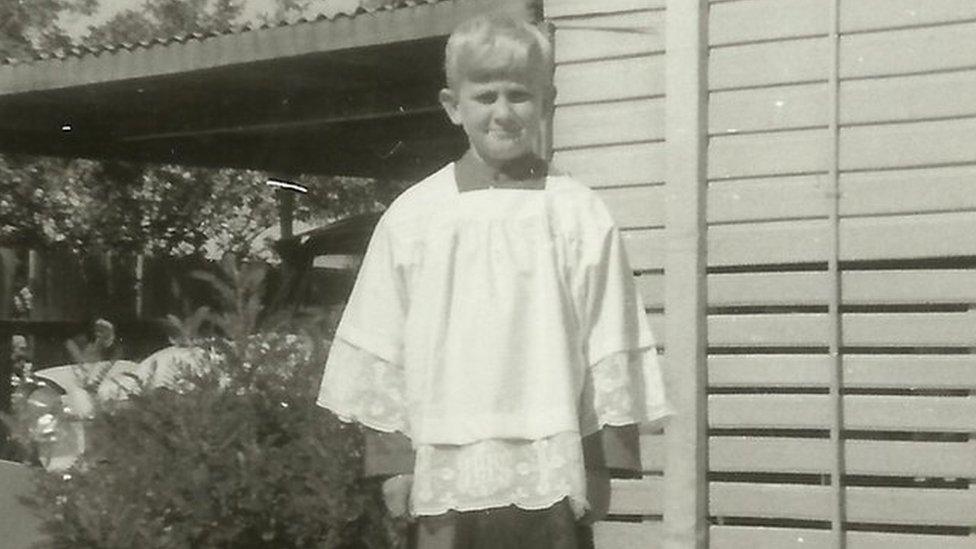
left=547, top=0, right=976, bottom=547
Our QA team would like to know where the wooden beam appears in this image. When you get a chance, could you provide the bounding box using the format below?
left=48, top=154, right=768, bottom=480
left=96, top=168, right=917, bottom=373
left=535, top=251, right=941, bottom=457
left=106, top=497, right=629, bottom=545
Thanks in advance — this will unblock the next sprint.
left=663, top=1, right=709, bottom=548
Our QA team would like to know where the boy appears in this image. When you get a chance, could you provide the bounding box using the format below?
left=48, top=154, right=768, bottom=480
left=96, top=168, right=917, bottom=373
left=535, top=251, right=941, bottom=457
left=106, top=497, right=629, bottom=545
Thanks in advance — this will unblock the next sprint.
left=318, top=13, right=671, bottom=548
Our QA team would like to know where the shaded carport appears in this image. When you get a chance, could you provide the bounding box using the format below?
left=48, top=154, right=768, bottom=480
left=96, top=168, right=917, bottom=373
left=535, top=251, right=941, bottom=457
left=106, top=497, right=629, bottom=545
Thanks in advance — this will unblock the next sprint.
left=0, top=0, right=534, bottom=179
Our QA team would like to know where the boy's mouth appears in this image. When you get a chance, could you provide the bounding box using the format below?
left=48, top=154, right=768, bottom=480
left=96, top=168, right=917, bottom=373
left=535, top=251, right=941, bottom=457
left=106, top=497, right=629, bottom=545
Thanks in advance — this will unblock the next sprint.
left=488, top=129, right=521, bottom=141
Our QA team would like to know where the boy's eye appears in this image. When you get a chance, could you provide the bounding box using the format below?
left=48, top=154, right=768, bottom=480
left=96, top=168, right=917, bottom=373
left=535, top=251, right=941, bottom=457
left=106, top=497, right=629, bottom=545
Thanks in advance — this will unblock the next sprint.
left=474, top=92, right=497, bottom=104
left=508, top=90, right=533, bottom=103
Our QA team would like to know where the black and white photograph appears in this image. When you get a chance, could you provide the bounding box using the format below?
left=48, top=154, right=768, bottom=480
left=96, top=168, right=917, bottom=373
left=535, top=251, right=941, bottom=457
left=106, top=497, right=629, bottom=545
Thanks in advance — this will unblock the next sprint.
left=1, top=1, right=974, bottom=547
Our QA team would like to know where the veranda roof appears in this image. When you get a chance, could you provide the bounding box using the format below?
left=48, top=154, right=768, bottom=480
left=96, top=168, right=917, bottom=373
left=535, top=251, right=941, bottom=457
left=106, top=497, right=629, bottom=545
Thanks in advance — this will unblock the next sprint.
left=0, top=0, right=535, bottom=178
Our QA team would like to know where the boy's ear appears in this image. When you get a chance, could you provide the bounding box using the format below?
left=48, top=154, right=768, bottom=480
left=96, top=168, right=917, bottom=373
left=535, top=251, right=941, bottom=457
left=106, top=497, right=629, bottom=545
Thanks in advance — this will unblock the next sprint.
left=439, top=88, right=462, bottom=126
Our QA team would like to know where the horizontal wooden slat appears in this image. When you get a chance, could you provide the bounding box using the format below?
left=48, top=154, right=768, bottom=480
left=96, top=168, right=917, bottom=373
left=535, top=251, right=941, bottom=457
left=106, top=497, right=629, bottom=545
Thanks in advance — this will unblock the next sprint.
left=709, top=354, right=976, bottom=389
left=845, top=269, right=976, bottom=304
left=555, top=54, right=665, bottom=104
left=710, top=437, right=976, bottom=477
left=842, top=70, right=976, bottom=125
left=710, top=168, right=976, bottom=222
left=709, top=129, right=829, bottom=179
left=709, top=272, right=829, bottom=306
left=843, top=355, right=976, bottom=389
left=546, top=0, right=664, bottom=19
left=841, top=165, right=976, bottom=216
left=553, top=98, right=665, bottom=149
left=708, top=175, right=830, bottom=222
left=553, top=141, right=666, bottom=187
left=709, top=0, right=976, bottom=47
left=593, top=521, right=662, bottom=549
left=709, top=354, right=830, bottom=387
left=709, top=212, right=976, bottom=266
left=608, top=476, right=663, bottom=515
left=712, top=483, right=976, bottom=526
left=554, top=11, right=666, bottom=64
left=710, top=394, right=976, bottom=431
left=710, top=482, right=833, bottom=521
left=844, top=311, right=976, bottom=347
left=842, top=0, right=976, bottom=33
left=841, top=21, right=976, bottom=79
left=709, top=314, right=829, bottom=347
left=710, top=84, right=828, bottom=134
left=841, top=118, right=976, bottom=171
left=712, top=526, right=976, bottom=549
left=623, top=227, right=666, bottom=270
left=708, top=270, right=976, bottom=307
left=710, top=37, right=829, bottom=89
left=710, top=0, right=827, bottom=46
left=711, top=71, right=976, bottom=132
left=708, top=219, right=829, bottom=266
left=841, top=212, right=976, bottom=261
left=711, top=312, right=976, bottom=347
left=847, top=486, right=976, bottom=526
left=598, top=184, right=665, bottom=229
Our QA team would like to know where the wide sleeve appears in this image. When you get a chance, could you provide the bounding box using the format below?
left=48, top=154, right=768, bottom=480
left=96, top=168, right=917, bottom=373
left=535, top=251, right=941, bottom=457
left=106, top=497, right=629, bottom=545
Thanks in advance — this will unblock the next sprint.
left=316, top=338, right=409, bottom=434
left=316, top=216, right=412, bottom=434
left=575, top=200, right=673, bottom=446
left=331, top=217, right=408, bottom=365
left=578, top=213, right=654, bottom=366
left=317, top=338, right=415, bottom=477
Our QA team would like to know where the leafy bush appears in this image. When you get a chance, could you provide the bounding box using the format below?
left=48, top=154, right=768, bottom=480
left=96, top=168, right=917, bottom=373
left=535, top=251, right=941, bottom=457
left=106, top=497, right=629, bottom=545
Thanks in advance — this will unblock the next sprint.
left=20, top=258, right=392, bottom=548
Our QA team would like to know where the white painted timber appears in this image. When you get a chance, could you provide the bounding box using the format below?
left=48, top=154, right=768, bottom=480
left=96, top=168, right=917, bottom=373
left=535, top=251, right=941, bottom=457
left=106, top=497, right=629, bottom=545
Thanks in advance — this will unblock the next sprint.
left=555, top=54, right=665, bottom=104
left=709, top=37, right=829, bottom=89
left=709, top=129, right=830, bottom=179
left=840, top=118, right=976, bottom=171
left=709, top=0, right=828, bottom=46
left=709, top=394, right=976, bottom=431
left=710, top=83, right=828, bottom=134
left=546, top=0, right=665, bottom=19
left=554, top=10, right=666, bottom=64
left=553, top=141, right=666, bottom=187
left=553, top=97, right=665, bottom=149
left=841, top=21, right=976, bottom=78
left=712, top=525, right=976, bottom=549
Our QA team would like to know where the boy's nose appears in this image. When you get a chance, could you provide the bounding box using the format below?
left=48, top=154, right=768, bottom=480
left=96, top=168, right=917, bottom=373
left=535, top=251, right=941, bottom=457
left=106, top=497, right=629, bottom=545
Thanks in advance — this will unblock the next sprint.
left=492, top=98, right=515, bottom=120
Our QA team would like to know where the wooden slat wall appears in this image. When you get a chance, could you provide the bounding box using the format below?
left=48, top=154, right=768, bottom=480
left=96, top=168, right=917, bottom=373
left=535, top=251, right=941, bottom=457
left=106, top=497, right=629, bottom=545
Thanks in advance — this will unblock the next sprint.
left=706, top=1, right=976, bottom=548
left=546, top=1, right=669, bottom=546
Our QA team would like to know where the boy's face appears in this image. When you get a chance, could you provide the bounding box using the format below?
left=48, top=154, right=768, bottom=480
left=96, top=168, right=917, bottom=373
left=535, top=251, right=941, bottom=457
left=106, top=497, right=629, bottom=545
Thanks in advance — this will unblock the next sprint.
left=440, top=72, right=551, bottom=166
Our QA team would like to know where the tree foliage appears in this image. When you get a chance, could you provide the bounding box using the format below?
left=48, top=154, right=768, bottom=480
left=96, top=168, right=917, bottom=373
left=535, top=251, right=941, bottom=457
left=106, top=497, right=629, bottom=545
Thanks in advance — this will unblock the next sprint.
left=83, top=0, right=245, bottom=46
left=0, top=0, right=402, bottom=259
left=0, top=0, right=96, bottom=59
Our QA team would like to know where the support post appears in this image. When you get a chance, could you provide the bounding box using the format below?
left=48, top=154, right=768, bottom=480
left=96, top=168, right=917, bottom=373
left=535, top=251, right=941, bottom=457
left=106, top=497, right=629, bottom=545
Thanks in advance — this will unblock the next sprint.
left=826, top=0, right=847, bottom=546
left=663, top=0, right=709, bottom=548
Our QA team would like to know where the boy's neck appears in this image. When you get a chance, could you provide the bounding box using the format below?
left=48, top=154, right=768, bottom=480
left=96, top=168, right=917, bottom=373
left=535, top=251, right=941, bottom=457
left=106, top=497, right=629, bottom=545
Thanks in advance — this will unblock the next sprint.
left=454, top=149, right=548, bottom=192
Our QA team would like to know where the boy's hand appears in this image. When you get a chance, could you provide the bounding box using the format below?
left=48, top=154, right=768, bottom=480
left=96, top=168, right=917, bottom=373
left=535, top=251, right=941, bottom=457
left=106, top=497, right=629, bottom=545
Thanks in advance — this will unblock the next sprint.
left=381, top=474, right=414, bottom=519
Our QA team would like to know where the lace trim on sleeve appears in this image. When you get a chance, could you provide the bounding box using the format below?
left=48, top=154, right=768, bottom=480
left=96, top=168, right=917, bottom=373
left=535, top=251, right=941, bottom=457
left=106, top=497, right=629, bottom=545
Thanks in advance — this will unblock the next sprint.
left=579, top=347, right=674, bottom=436
left=316, top=337, right=409, bottom=435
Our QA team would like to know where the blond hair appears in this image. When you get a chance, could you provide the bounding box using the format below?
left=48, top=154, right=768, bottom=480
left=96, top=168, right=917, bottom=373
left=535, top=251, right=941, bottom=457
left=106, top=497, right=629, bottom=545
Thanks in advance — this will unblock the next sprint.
left=444, top=13, right=553, bottom=89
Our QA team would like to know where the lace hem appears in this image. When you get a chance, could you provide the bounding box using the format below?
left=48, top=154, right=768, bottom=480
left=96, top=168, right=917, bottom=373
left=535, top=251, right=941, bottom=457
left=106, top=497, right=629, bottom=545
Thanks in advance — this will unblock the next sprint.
left=316, top=338, right=409, bottom=435
left=579, top=347, right=674, bottom=436
left=410, top=431, right=588, bottom=518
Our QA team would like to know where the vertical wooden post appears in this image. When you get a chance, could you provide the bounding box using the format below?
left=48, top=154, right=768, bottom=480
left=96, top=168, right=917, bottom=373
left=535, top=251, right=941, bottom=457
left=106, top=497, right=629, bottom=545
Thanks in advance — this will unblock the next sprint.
left=826, top=0, right=847, bottom=546
left=663, top=1, right=709, bottom=548
left=276, top=189, right=295, bottom=240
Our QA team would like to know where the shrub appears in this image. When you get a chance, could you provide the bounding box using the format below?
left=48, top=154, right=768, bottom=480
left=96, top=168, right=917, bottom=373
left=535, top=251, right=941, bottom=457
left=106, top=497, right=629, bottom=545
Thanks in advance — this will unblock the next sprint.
left=20, top=258, right=392, bottom=548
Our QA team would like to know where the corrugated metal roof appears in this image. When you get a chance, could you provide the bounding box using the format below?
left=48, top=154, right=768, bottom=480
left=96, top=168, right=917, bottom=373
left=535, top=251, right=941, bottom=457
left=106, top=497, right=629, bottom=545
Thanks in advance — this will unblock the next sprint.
left=2, top=0, right=448, bottom=66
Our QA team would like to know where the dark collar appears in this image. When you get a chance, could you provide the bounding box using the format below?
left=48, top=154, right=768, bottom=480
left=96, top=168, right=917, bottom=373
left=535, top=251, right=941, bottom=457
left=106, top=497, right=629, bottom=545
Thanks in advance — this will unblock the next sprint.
left=453, top=149, right=548, bottom=192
